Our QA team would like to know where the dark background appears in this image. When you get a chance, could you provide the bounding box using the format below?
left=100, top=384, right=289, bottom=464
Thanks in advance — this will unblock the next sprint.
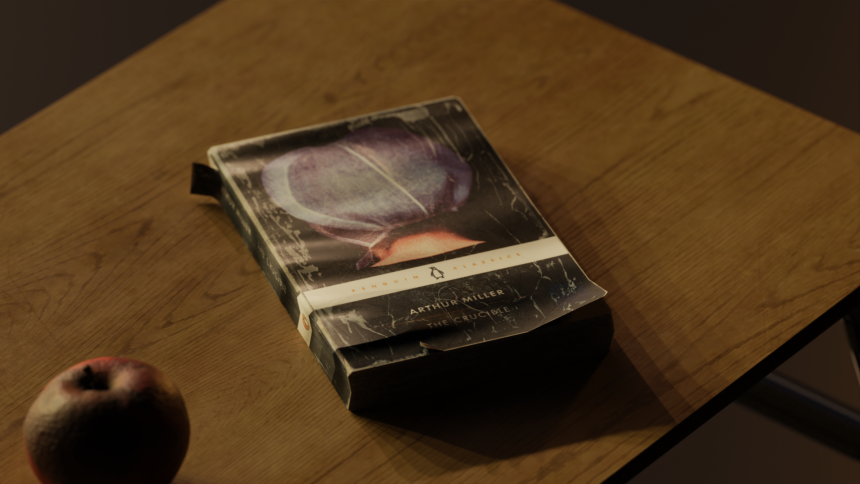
left=2, top=1, right=858, bottom=482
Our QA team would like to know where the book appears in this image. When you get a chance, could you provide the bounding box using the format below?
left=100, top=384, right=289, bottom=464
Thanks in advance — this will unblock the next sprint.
left=192, top=97, right=612, bottom=410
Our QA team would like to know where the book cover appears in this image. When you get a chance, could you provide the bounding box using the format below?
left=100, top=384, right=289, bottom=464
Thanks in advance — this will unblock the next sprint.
left=202, top=97, right=608, bottom=407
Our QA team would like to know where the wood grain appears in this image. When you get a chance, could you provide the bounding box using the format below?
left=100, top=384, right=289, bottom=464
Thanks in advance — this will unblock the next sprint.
left=1, top=0, right=857, bottom=482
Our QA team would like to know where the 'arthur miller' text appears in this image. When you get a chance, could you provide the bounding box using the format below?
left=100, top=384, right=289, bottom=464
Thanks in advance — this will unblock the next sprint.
left=409, top=290, right=504, bottom=315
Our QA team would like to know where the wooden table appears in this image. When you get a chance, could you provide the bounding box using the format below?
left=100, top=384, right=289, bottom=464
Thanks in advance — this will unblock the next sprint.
left=1, top=1, right=858, bottom=482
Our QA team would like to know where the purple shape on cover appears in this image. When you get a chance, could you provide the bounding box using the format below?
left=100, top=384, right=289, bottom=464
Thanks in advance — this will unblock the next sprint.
left=262, top=127, right=472, bottom=269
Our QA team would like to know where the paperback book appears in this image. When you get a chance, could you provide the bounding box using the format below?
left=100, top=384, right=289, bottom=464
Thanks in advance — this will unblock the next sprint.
left=193, top=97, right=611, bottom=409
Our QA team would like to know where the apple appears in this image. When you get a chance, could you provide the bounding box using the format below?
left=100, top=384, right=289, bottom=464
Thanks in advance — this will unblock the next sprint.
left=23, top=357, right=190, bottom=484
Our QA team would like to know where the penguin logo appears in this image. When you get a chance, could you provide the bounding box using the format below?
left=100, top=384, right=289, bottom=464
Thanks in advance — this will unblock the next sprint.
left=429, top=267, right=445, bottom=280
left=301, top=314, right=310, bottom=331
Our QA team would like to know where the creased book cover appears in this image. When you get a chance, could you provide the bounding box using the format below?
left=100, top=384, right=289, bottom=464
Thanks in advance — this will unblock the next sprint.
left=206, top=97, right=607, bottom=391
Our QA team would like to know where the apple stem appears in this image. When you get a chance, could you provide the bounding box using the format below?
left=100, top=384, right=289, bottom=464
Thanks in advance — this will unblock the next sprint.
left=81, top=366, right=95, bottom=389
left=80, top=365, right=108, bottom=390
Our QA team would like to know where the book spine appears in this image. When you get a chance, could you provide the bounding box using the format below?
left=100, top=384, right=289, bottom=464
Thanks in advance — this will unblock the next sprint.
left=215, top=181, right=301, bottom=323
left=211, top=164, right=352, bottom=404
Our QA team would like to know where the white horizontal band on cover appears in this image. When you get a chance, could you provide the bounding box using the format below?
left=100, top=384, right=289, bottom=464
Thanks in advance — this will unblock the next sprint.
left=296, top=236, right=571, bottom=346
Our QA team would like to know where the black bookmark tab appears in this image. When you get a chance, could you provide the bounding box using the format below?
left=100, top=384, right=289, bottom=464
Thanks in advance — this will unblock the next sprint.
left=190, top=163, right=222, bottom=198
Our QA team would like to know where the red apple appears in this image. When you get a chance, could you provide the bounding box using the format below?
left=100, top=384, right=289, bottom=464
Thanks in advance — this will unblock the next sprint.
left=23, top=357, right=190, bottom=484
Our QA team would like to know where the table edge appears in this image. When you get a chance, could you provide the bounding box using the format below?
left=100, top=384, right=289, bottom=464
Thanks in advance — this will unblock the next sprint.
left=603, top=284, right=860, bottom=483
